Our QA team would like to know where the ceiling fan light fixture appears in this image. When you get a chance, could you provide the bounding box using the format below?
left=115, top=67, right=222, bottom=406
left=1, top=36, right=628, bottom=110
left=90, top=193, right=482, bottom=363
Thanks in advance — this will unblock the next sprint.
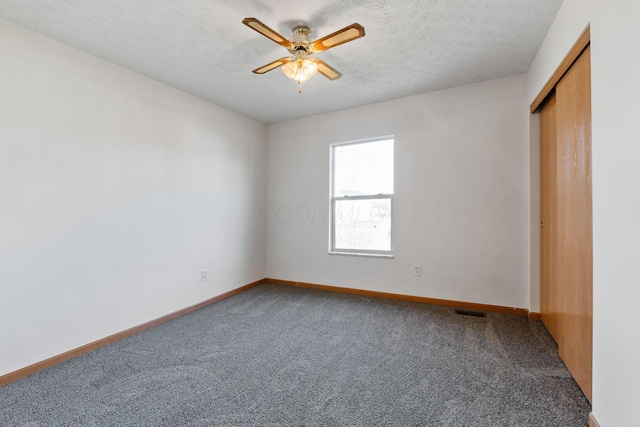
left=242, top=18, right=365, bottom=92
left=282, top=58, right=318, bottom=84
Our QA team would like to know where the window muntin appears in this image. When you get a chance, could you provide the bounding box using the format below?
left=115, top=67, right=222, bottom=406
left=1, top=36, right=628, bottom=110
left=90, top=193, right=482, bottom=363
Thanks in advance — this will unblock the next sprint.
left=330, top=138, right=394, bottom=256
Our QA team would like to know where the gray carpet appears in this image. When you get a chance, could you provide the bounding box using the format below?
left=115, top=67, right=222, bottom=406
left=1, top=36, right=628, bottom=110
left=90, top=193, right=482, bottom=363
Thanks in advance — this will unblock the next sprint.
left=0, top=283, right=590, bottom=426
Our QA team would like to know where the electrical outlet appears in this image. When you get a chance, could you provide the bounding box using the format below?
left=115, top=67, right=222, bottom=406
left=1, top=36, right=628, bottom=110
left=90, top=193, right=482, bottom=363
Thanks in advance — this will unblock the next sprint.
left=201, top=269, right=208, bottom=281
left=413, top=265, right=422, bottom=277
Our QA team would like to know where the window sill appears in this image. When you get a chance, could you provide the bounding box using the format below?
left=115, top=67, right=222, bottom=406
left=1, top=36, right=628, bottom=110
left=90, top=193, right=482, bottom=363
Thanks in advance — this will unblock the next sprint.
left=329, top=251, right=394, bottom=259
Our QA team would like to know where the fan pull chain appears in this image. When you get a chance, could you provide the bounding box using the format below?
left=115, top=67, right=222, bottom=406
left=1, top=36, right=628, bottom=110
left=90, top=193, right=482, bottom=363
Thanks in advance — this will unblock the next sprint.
left=298, top=82, right=302, bottom=93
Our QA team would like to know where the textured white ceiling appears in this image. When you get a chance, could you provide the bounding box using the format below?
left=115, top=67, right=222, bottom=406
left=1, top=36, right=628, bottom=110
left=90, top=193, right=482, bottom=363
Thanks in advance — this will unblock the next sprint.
left=0, top=0, right=563, bottom=124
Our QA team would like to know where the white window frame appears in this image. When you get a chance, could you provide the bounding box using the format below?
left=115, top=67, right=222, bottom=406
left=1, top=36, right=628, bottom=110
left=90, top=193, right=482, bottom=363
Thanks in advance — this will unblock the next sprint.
left=329, top=137, right=394, bottom=258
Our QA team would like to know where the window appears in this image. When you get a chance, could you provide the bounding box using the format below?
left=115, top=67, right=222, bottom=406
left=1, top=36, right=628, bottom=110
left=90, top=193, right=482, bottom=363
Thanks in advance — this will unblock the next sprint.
left=330, top=137, right=394, bottom=256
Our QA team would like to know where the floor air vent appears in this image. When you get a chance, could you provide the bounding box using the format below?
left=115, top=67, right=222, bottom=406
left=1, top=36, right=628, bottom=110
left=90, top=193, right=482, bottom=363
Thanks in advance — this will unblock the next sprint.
left=455, top=309, right=487, bottom=318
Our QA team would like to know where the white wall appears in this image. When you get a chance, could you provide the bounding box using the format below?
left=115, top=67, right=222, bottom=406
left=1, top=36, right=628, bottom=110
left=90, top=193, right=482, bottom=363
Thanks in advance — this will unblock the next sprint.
left=528, top=0, right=640, bottom=424
left=266, top=75, right=530, bottom=309
left=528, top=113, right=541, bottom=313
left=0, top=19, right=267, bottom=377
left=591, top=1, right=640, bottom=425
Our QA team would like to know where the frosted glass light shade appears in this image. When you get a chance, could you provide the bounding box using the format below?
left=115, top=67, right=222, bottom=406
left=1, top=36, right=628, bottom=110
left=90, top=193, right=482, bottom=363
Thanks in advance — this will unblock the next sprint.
left=282, top=59, right=318, bottom=83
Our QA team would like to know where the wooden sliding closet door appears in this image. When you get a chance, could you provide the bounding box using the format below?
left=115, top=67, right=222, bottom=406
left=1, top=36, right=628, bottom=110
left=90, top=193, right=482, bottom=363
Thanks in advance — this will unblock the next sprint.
left=540, top=92, right=558, bottom=341
left=540, top=45, right=592, bottom=402
left=555, top=45, right=592, bottom=401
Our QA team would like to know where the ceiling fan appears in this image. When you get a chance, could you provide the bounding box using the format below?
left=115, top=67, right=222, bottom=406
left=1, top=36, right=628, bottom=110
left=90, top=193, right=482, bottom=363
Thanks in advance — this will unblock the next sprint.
left=242, top=18, right=365, bottom=93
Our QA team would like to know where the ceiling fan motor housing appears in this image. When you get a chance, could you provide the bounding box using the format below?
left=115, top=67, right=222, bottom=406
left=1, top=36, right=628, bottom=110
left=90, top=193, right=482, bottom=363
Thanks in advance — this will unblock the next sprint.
left=289, top=26, right=311, bottom=53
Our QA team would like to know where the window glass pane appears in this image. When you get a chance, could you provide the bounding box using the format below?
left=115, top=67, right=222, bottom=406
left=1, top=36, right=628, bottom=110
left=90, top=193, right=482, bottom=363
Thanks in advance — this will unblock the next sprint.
left=333, top=139, right=394, bottom=196
left=334, top=198, right=391, bottom=251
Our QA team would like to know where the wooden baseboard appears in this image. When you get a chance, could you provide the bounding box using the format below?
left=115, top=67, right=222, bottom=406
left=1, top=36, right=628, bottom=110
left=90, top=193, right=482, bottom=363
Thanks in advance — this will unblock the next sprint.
left=266, top=278, right=530, bottom=317
left=588, top=413, right=601, bottom=427
left=2, top=277, right=540, bottom=387
left=0, top=279, right=265, bottom=387
left=528, top=312, right=542, bottom=321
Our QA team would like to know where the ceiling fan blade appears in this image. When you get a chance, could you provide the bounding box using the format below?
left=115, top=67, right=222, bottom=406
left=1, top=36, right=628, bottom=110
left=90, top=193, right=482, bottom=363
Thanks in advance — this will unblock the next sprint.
left=252, top=57, right=292, bottom=74
left=310, top=58, right=342, bottom=80
left=309, top=23, right=365, bottom=53
left=242, top=18, right=293, bottom=49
